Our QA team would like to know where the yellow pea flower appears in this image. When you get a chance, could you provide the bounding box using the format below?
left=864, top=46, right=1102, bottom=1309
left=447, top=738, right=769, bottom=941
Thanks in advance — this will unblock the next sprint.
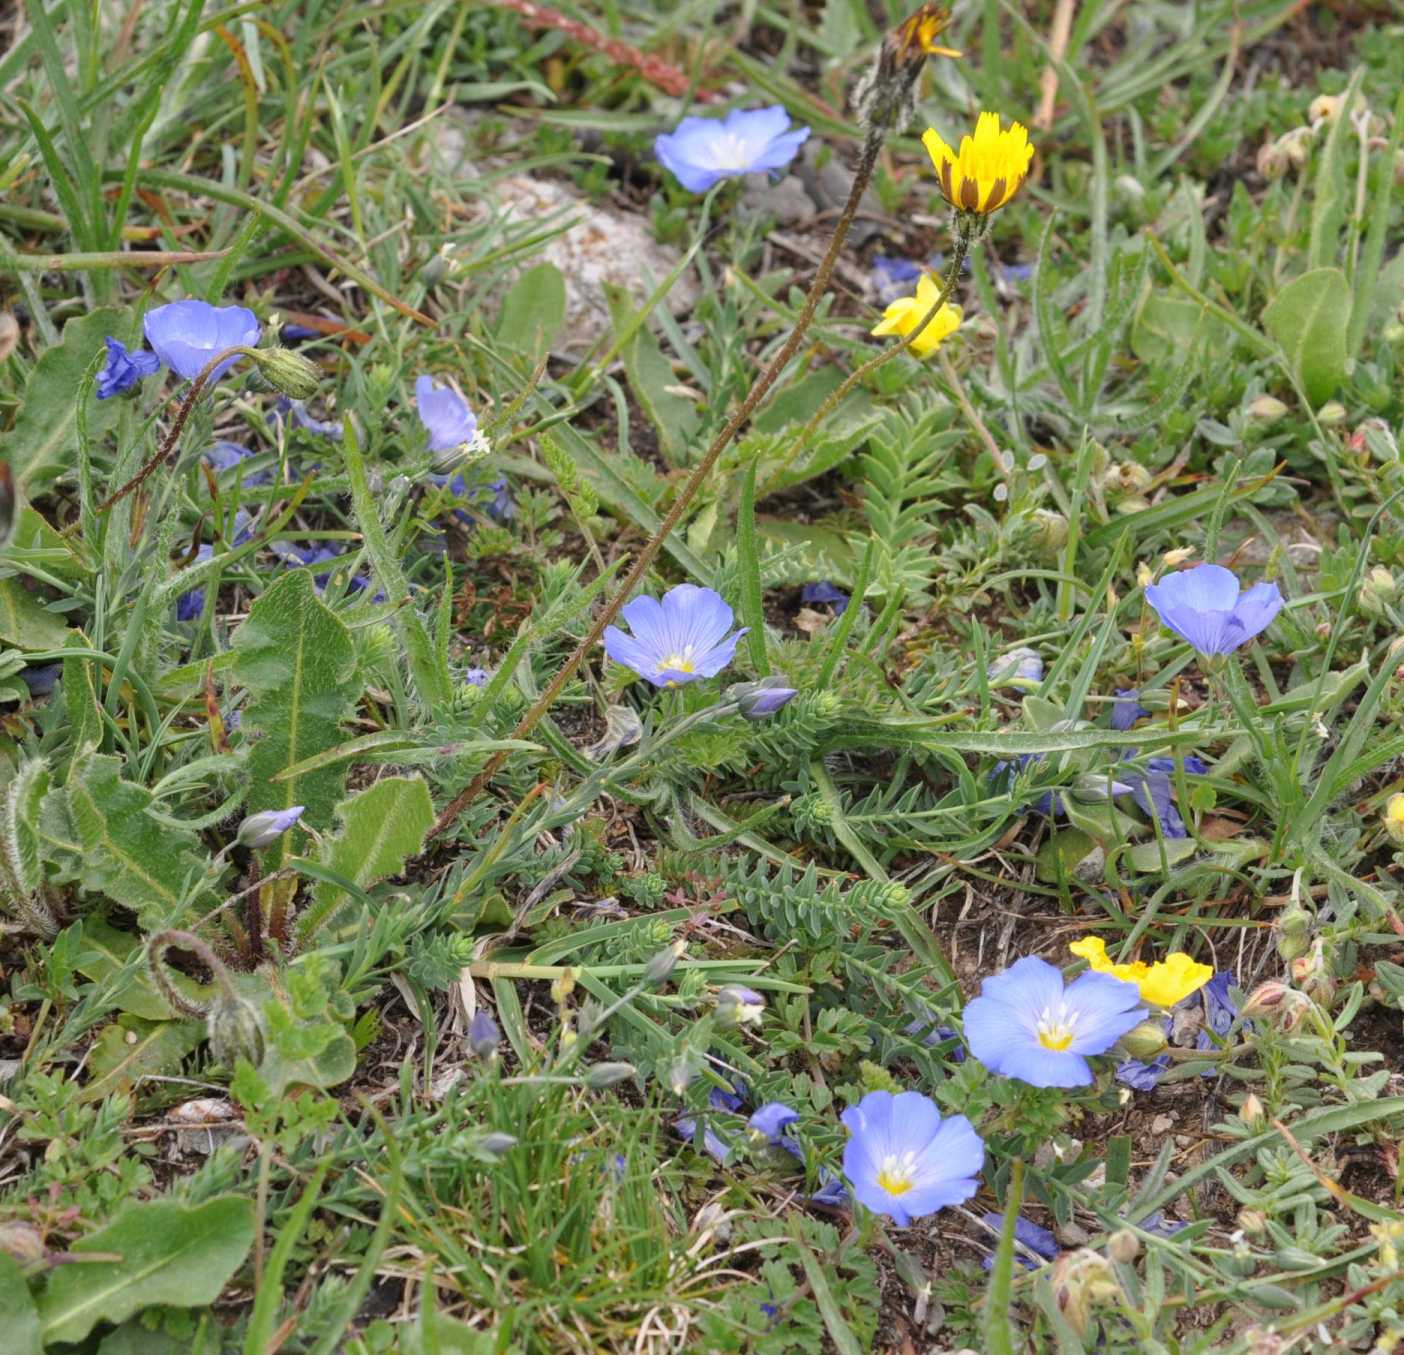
left=1384, top=792, right=1404, bottom=843
left=870, top=274, right=961, bottom=358
left=922, top=111, right=1035, bottom=215
left=1069, top=936, right=1212, bottom=1008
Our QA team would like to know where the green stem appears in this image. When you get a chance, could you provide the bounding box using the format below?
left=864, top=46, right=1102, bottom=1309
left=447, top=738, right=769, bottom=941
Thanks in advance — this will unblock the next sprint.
left=429, top=122, right=892, bottom=839
left=340, top=418, right=452, bottom=710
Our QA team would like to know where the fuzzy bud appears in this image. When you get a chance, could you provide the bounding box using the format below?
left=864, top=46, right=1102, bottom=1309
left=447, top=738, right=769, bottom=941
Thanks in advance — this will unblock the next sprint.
left=1050, top=1250, right=1123, bottom=1337
left=1273, top=902, right=1313, bottom=962
left=585, top=1061, right=636, bottom=1089
left=237, top=806, right=305, bottom=849
left=1317, top=400, right=1347, bottom=426
left=1256, top=140, right=1288, bottom=180
left=644, top=939, right=685, bottom=985
left=207, top=992, right=266, bottom=1068
left=1118, top=1020, right=1169, bottom=1061
left=1106, top=1229, right=1140, bottom=1264
left=1247, top=394, right=1289, bottom=422
left=1240, top=981, right=1311, bottom=1032
left=1359, top=567, right=1398, bottom=617
left=1239, top=1093, right=1266, bottom=1129
left=1237, top=1207, right=1269, bottom=1237
left=478, top=1131, right=518, bottom=1158
left=248, top=347, right=322, bottom=401
left=1033, top=509, right=1068, bottom=552
left=0, top=1221, right=45, bottom=1268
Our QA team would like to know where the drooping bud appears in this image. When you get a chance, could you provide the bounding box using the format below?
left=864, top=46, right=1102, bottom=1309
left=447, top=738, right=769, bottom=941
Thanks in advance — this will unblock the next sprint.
left=1118, top=1020, right=1169, bottom=1061
left=644, top=939, right=685, bottom=985
left=585, top=703, right=644, bottom=761
left=469, top=1009, right=501, bottom=1059
left=715, top=985, right=766, bottom=1026
left=208, top=990, right=266, bottom=1068
left=237, top=806, right=305, bottom=849
left=852, top=5, right=961, bottom=135
left=730, top=677, right=799, bottom=721
left=248, top=347, right=322, bottom=401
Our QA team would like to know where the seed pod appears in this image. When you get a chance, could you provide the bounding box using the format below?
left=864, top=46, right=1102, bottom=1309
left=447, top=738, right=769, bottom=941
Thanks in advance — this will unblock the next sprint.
left=207, top=992, right=266, bottom=1068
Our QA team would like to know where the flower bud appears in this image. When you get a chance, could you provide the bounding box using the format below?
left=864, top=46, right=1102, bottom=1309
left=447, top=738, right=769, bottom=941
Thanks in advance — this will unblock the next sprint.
left=1118, top=1020, right=1169, bottom=1061
left=715, top=985, right=766, bottom=1026
left=1106, top=1229, right=1140, bottom=1264
left=1273, top=902, right=1312, bottom=962
left=1239, top=1093, right=1266, bottom=1129
left=469, top=1009, right=501, bottom=1058
left=0, top=1221, right=45, bottom=1268
left=668, top=1055, right=696, bottom=1097
left=1247, top=394, right=1289, bottom=422
left=988, top=647, right=1044, bottom=689
left=207, top=992, right=266, bottom=1068
left=1290, top=940, right=1335, bottom=1007
left=248, top=347, right=322, bottom=401
left=1358, top=566, right=1398, bottom=617
left=1308, top=93, right=1343, bottom=125
left=585, top=1061, right=636, bottom=1089
left=237, top=806, right=305, bottom=849
left=1050, top=1250, right=1122, bottom=1337
left=1237, top=1207, right=1268, bottom=1237
left=478, top=1131, right=517, bottom=1158
left=1033, top=509, right=1068, bottom=552
left=1240, top=981, right=1311, bottom=1031
left=1256, top=140, right=1288, bottom=180
left=644, top=939, right=685, bottom=984
left=420, top=250, right=450, bottom=288
left=1317, top=400, right=1347, bottom=425
left=730, top=677, right=799, bottom=721
left=1281, top=126, right=1313, bottom=168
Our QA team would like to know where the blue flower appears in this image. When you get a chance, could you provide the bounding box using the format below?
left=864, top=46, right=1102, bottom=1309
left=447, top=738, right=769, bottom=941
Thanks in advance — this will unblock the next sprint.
left=1111, top=688, right=1149, bottom=731
left=20, top=664, right=61, bottom=697
left=275, top=542, right=382, bottom=600
left=469, top=1010, right=501, bottom=1058
left=270, top=397, right=343, bottom=440
left=204, top=440, right=272, bottom=489
left=176, top=544, right=215, bottom=621
left=811, top=1169, right=849, bottom=1207
left=903, top=1014, right=966, bottom=1063
left=964, top=956, right=1146, bottom=1088
left=416, top=375, right=477, bottom=453
left=1117, top=754, right=1209, bottom=839
left=464, top=668, right=489, bottom=687
left=801, top=580, right=849, bottom=613
left=1144, top=564, right=1283, bottom=656
left=840, top=1090, right=982, bottom=1226
left=980, top=1212, right=1060, bottom=1271
left=731, top=678, right=798, bottom=720
left=96, top=337, right=159, bottom=399
left=748, top=1101, right=800, bottom=1147
left=236, top=806, right=304, bottom=848
left=655, top=106, right=810, bottom=193
left=427, top=471, right=514, bottom=528
left=673, top=1116, right=734, bottom=1164
left=603, top=584, right=747, bottom=687
left=871, top=255, right=925, bottom=302
left=989, top=647, right=1043, bottom=689
left=143, top=300, right=260, bottom=382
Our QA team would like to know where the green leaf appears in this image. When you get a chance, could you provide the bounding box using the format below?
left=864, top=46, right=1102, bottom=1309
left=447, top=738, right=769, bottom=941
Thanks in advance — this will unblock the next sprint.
left=788, top=1218, right=861, bottom=1355
left=231, top=569, right=360, bottom=844
left=605, top=282, right=699, bottom=466
left=1262, top=266, right=1351, bottom=406
left=305, top=775, right=434, bottom=935
left=0, top=577, right=69, bottom=650
left=7, top=504, right=91, bottom=583
left=64, top=651, right=105, bottom=752
left=37, top=1196, right=254, bottom=1345
left=8, top=307, right=124, bottom=491
left=0, top=1254, right=43, bottom=1355
left=496, top=261, right=566, bottom=359
left=1308, top=68, right=1363, bottom=270
left=82, top=1014, right=204, bottom=1103
left=1130, top=293, right=1229, bottom=366
left=41, top=754, right=212, bottom=929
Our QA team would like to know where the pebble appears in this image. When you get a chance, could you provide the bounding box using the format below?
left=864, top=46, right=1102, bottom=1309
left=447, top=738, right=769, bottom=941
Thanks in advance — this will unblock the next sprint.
left=1150, top=1113, right=1176, bottom=1135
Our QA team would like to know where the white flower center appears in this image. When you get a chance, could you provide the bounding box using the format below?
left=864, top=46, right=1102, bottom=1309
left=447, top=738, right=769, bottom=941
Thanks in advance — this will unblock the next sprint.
left=876, top=1150, right=919, bottom=1197
left=1036, top=1000, right=1078, bottom=1052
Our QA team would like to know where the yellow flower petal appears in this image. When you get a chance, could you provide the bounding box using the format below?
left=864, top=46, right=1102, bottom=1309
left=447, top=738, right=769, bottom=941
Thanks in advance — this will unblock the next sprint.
left=869, top=278, right=960, bottom=359
left=1387, top=793, right=1404, bottom=826
left=1138, top=953, right=1213, bottom=1008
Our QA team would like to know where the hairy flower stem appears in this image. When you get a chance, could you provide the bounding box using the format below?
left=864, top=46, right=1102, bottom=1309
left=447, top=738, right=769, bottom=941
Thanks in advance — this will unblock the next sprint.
left=429, top=126, right=890, bottom=837
left=761, top=224, right=973, bottom=497
left=86, top=344, right=253, bottom=523
left=148, top=928, right=237, bottom=1018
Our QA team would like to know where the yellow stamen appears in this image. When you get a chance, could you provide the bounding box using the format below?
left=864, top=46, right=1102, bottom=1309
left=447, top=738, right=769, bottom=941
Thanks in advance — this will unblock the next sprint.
left=877, top=1169, right=914, bottom=1196
left=657, top=654, right=696, bottom=674
left=1038, top=1028, right=1074, bottom=1051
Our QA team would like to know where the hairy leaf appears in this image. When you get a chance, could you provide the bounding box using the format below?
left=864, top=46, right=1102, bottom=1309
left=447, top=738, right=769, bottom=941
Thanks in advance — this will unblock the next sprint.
left=37, top=1196, right=254, bottom=1344
left=83, top=1014, right=204, bottom=1103
left=1262, top=266, right=1350, bottom=406
left=41, top=754, right=212, bottom=929
left=306, top=774, right=434, bottom=934
left=231, top=569, right=360, bottom=843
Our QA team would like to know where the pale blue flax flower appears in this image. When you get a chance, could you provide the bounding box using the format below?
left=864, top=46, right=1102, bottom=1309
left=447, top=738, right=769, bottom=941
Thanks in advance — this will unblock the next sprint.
left=963, top=956, right=1145, bottom=1089
left=603, top=584, right=747, bottom=687
left=236, top=805, right=304, bottom=849
left=144, top=300, right=260, bottom=381
left=655, top=107, right=810, bottom=193
left=96, top=337, right=159, bottom=399
left=416, top=375, right=478, bottom=454
left=840, top=1090, right=983, bottom=1227
left=1143, top=564, right=1283, bottom=656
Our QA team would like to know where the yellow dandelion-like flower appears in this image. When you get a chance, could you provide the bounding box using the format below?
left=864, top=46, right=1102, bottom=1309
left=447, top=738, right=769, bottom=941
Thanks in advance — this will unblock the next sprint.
left=1069, top=936, right=1212, bottom=1009
left=896, top=5, right=962, bottom=60
left=922, top=111, right=1035, bottom=215
left=870, top=274, right=961, bottom=358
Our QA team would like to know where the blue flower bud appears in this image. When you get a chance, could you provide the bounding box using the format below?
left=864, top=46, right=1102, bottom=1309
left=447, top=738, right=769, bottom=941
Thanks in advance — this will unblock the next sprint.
left=236, top=806, right=305, bottom=848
